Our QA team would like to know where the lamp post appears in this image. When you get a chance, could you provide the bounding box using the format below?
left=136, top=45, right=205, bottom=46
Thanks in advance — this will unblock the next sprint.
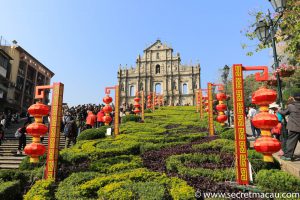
left=254, top=0, right=287, bottom=151
left=222, top=65, right=230, bottom=126
left=254, top=0, right=286, bottom=108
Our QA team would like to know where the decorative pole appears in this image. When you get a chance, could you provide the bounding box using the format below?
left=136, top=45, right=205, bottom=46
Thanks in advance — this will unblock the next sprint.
left=207, top=83, right=214, bottom=136
left=104, top=86, right=120, bottom=135
left=41, top=83, right=64, bottom=180
left=232, top=64, right=269, bottom=185
left=141, top=91, right=145, bottom=121
left=152, top=92, right=155, bottom=112
left=196, top=91, right=199, bottom=113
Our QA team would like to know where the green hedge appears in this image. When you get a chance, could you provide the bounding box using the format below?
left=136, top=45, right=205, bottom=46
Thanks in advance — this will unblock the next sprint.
left=24, top=179, right=55, bottom=200
left=220, top=128, right=235, bottom=140
left=192, top=139, right=235, bottom=153
left=121, top=114, right=141, bottom=123
left=55, top=172, right=99, bottom=200
left=166, top=153, right=235, bottom=181
left=77, top=126, right=107, bottom=141
left=0, top=180, right=21, bottom=200
left=19, top=154, right=47, bottom=170
left=256, top=169, right=300, bottom=192
left=89, top=155, right=143, bottom=173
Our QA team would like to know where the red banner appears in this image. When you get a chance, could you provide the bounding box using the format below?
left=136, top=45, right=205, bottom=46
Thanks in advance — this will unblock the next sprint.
left=207, top=83, right=214, bottom=136
left=45, top=82, right=64, bottom=180
left=232, top=64, right=249, bottom=185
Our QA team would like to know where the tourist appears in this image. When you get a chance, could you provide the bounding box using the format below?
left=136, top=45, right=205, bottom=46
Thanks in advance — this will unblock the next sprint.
left=64, top=116, right=78, bottom=148
left=248, top=104, right=261, bottom=138
left=97, top=109, right=105, bottom=127
left=269, top=103, right=283, bottom=140
left=279, top=93, right=300, bottom=161
left=0, top=124, right=4, bottom=146
left=17, top=122, right=29, bottom=155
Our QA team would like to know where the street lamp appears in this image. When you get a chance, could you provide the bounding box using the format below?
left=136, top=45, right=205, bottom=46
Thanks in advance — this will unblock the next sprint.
left=254, top=0, right=286, bottom=108
left=222, top=65, right=230, bottom=126
left=255, top=0, right=287, bottom=151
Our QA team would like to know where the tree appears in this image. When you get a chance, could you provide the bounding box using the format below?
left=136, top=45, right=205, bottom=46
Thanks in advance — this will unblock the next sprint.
left=242, top=0, right=300, bottom=65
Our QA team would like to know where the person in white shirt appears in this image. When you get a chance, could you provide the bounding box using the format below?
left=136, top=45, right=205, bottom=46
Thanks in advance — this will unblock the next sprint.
left=248, top=105, right=261, bottom=138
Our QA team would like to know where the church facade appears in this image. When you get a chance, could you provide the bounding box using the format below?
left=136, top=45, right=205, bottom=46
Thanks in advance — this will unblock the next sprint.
left=117, top=40, right=201, bottom=106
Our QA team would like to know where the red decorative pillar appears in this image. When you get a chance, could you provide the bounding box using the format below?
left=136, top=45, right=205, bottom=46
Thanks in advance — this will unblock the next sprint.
left=103, top=95, right=113, bottom=126
left=25, top=102, right=48, bottom=163
left=252, top=87, right=281, bottom=162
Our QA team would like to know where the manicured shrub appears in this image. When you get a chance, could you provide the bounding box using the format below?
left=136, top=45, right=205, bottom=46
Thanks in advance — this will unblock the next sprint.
left=77, top=126, right=107, bottom=141
left=89, top=155, right=143, bottom=173
left=248, top=150, right=280, bottom=172
left=55, top=172, right=99, bottom=200
left=192, top=139, right=235, bottom=153
left=256, top=169, right=300, bottom=192
left=19, top=154, right=47, bottom=170
left=121, top=114, right=141, bottom=123
left=24, top=179, right=55, bottom=200
left=220, top=128, right=235, bottom=140
left=0, top=180, right=21, bottom=200
left=166, top=153, right=235, bottom=182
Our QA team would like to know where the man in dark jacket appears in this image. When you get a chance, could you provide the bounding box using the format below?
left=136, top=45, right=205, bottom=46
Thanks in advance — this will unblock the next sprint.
left=64, top=116, right=78, bottom=148
left=279, top=93, right=300, bottom=161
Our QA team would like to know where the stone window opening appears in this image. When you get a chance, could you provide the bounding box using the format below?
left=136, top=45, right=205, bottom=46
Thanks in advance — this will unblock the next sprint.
left=182, top=83, right=188, bottom=94
left=155, top=83, right=162, bottom=94
left=156, top=52, right=159, bottom=59
left=155, top=64, right=160, bottom=74
left=130, top=85, right=135, bottom=96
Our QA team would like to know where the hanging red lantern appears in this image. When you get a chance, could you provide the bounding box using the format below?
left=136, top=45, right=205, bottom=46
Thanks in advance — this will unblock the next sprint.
left=103, top=94, right=113, bottom=125
left=134, top=94, right=141, bottom=114
left=252, top=86, right=281, bottom=162
left=25, top=101, right=49, bottom=163
left=216, top=93, right=226, bottom=101
left=103, top=95, right=113, bottom=104
left=205, top=107, right=209, bottom=112
left=216, top=115, right=228, bottom=123
left=216, top=104, right=227, bottom=112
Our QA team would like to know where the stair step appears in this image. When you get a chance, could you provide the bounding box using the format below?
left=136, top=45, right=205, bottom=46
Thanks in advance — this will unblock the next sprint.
left=0, top=156, right=26, bottom=160
left=0, top=160, right=23, bottom=164
left=0, top=164, right=20, bottom=169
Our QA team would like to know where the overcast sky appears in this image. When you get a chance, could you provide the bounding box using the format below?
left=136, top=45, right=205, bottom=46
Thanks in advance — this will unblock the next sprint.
left=0, top=0, right=274, bottom=106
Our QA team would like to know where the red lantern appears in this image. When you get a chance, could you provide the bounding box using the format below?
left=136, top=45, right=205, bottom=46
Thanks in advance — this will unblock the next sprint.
left=103, top=105, right=113, bottom=113
left=103, top=115, right=112, bottom=124
left=24, top=143, right=46, bottom=163
left=216, top=104, right=227, bottom=112
left=252, top=86, right=281, bottom=162
left=252, top=87, right=277, bottom=106
left=28, top=102, right=50, bottom=117
left=205, top=107, right=209, bottom=112
left=216, top=93, right=227, bottom=101
left=26, top=123, right=48, bottom=137
left=216, top=115, right=228, bottom=123
left=103, top=94, right=113, bottom=125
left=103, top=95, right=113, bottom=104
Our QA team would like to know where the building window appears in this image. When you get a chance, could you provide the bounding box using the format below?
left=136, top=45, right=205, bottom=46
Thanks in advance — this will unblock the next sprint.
left=155, top=83, right=161, bottom=94
left=130, top=86, right=135, bottom=96
left=156, top=52, right=159, bottom=59
left=155, top=64, right=160, bottom=74
left=182, top=83, right=188, bottom=94
left=16, top=76, right=24, bottom=91
left=172, top=81, right=177, bottom=90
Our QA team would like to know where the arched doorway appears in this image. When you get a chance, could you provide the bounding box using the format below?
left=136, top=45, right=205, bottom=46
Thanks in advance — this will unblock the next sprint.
left=130, top=85, right=135, bottom=96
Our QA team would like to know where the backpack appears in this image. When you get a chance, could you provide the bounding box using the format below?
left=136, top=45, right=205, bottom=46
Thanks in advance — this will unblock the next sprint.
left=63, top=122, right=73, bottom=137
left=15, top=128, right=22, bottom=138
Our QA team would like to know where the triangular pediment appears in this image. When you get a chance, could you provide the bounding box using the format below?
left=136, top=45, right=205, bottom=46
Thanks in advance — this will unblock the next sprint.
left=144, top=40, right=172, bottom=51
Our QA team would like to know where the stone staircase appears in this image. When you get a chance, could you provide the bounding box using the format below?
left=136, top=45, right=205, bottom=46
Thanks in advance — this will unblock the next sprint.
left=0, top=134, right=66, bottom=169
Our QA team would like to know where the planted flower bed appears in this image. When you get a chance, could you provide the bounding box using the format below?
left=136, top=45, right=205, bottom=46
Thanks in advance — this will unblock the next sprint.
left=8, top=106, right=299, bottom=199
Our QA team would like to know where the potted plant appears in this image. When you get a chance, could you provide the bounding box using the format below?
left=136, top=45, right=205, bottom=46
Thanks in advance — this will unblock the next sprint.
left=275, top=64, right=296, bottom=77
left=267, top=75, right=277, bottom=87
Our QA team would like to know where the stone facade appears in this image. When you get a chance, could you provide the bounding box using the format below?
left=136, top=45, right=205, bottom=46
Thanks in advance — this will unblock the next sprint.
left=117, top=40, right=201, bottom=106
